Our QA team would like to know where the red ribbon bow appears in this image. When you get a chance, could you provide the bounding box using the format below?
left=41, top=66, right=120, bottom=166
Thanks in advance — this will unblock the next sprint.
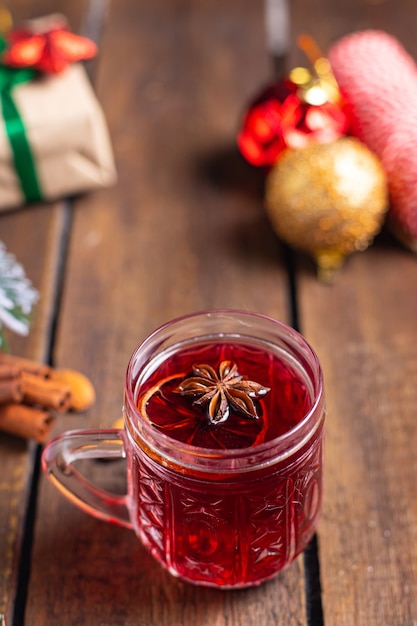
left=2, top=24, right=97, bottom=74
left=238, top=81, right=350, bottom=167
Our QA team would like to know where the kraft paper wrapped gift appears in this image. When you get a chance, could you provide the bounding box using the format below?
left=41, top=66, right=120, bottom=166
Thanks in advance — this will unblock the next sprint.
left=0, top=62, right=117, bottom=211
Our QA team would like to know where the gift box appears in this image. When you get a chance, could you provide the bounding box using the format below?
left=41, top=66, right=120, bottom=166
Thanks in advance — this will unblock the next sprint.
left=0, top=15, right=116, bottom=211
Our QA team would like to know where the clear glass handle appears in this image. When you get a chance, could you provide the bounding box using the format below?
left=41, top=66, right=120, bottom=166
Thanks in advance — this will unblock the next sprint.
left=41, top=429, right=133, bottom=529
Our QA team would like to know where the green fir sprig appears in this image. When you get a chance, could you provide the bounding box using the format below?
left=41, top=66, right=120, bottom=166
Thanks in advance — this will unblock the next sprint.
left=0, top=242, right=39, bottom=349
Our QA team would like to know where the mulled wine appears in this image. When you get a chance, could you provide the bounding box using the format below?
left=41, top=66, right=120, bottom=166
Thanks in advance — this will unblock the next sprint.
left=127, top=335, right=324, bottom=587
left=42, top=311, right=325, bottom=588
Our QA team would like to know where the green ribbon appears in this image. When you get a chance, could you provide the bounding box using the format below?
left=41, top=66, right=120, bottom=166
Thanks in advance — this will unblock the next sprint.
left=0, top=37, right=43, bottom=203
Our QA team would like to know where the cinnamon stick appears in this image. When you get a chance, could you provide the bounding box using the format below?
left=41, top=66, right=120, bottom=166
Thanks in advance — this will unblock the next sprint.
left=0, top=352, right=51, bottom=378
left=0, top=379, right=22, bottom=404
left=0, top=403, right=55, bottom=443
left=20, top=371, right=71, bottom=412
left=0, top=364, right=20, bottom=380
left=0, top=354, right=97, bottom=442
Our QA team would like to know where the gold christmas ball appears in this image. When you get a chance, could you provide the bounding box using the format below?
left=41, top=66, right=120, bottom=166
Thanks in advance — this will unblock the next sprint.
left=265, top=137, right=389, bottom=280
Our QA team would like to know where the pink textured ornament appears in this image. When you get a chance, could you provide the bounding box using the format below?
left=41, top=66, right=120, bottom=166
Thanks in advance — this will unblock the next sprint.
left=329, top=30, right=417, bottom=250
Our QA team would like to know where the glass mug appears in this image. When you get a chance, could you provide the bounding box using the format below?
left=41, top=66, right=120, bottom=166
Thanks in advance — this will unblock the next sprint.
left=42, top=310, right=325, bottom=589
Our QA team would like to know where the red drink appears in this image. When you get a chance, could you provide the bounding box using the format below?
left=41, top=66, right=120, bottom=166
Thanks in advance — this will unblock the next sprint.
left=42, top=311, right=325, bottom=588
left=138, top=342, right=312, bottom=449
left=125, top=324, right=324, bottom=588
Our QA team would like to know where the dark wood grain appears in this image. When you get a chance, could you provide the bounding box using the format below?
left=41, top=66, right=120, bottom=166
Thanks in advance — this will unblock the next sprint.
left=0, top=2, right=100, bottom=623
left=0, top=204, right=63, bottom=623
left=291, top=1, right=417, bottom=624
left=300, top=238, right=417, bottom=625
left=2, top=0, right=417, bottom=624
left=289, top=0, right=417, bottom=64
left=24, top=1, right=302, bottom=625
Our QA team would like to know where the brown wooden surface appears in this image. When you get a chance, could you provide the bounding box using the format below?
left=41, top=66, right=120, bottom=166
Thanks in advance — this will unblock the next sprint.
left=0, top=1, right=97, bottom=622
left=291, top=1, right=417, bottom=624
left=1, top=0, right=417, bottom=624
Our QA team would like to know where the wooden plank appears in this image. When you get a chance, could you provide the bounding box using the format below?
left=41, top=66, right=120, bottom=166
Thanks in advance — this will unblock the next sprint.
left=300, top=241, right=417, bottom=625
left=290, top=0, right=417, bottom=61
left=0, top=2, right=94, bottom=624
left=10, top=1, right=87, bottom=27
left=0, top=204, right=64, bottom=624
left=289, top=0, right=417, bottom=623
left=25, top=1, right=310, bottom=625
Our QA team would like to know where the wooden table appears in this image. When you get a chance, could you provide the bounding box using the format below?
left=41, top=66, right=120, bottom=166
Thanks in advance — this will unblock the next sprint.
left=1, top=0, right=417, bottom=624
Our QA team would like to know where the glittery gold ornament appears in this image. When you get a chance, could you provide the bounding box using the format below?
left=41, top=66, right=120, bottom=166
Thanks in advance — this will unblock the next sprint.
left=265, top=137, right=389, bottom=281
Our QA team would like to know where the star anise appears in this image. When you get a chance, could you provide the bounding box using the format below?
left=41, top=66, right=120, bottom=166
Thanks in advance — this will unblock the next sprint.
left=177, top=360, right=270, bottom=425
